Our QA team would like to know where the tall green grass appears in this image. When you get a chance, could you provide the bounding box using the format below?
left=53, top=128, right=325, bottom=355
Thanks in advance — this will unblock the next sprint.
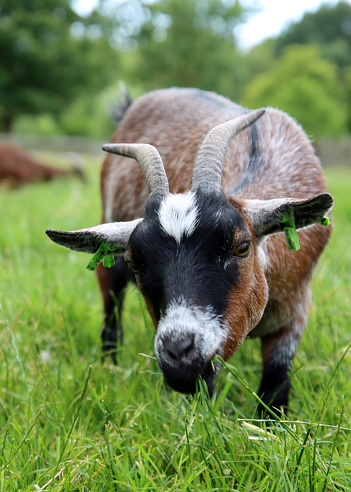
left=0, top=158, right=350, bottom=491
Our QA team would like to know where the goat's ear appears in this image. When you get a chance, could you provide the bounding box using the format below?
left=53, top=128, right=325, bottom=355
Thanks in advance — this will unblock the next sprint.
left=46, top=219, right=143, bottom=255
left=241, top=193, right=333, bottom=240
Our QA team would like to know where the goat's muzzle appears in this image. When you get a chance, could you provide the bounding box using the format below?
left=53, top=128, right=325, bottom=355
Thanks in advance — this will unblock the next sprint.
left=155, top=331, right=220, bottom=396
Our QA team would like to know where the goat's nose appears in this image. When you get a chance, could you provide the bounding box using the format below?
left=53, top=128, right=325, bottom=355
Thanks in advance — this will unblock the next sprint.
left=164, top=335, right=194, bottom=362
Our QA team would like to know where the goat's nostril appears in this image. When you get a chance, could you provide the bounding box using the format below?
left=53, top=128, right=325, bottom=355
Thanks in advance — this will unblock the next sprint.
left=164, top=335, right=194, bottom=362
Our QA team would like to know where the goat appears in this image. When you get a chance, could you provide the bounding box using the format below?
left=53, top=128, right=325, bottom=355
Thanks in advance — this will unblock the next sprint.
left=0, top=143, right=84, bottom=186
left=46, top=88, right=333, bottom=414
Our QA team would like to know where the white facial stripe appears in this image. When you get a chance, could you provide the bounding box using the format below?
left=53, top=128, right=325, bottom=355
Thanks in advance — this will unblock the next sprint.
left=158, top=192, right=198, bottom=243
left=154, top=298, right=227, bottom=364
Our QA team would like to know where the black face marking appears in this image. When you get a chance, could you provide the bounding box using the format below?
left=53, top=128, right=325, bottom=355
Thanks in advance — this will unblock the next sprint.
left=128, top=190, right=250, bottom=322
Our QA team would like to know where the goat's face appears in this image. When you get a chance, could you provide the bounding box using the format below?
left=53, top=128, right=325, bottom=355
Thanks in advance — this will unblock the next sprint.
left=125, top=189, right=268, bottom=394
left=46, top=109, right=333, bottom=395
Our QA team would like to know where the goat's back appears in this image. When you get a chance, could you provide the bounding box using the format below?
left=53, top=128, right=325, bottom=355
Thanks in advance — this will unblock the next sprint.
left=101, top=88, right=328, bottom=223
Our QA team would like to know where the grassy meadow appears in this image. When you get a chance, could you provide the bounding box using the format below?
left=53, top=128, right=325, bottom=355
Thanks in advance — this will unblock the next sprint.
left=0, top=154, right=350, bottom=491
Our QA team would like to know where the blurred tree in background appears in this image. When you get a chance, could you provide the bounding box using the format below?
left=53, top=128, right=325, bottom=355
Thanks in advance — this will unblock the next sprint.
left=242, top=45, right=347, bottom=138
left=1, top=0, right=350, bottom=138
left=124, top=0, right=244, bottom=99
left=0, top=0, right=117, bottom=132
left=269, top=0, right=351, bottom=134
left=275, top=0, right=351, bottom=69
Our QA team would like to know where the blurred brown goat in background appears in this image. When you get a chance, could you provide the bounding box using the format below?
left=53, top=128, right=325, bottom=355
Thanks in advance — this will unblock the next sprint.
left=0, top=143, right=84, bottom=186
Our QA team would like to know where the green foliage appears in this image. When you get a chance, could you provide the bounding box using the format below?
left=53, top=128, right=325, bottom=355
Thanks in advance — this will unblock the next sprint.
left=242, top=45, right=347, bottom=137
left=0, top=154, right=350, bottom=490
left=59, top=85, right=118, bottom=139
left=2, top=0, right=351, bottom=138
left=276, top=1, right=351, bottom=68
left=0, top=0, right=117, bottom=132
left=13, top=113, right=63, bottom=136
left=12, top=83, right=121, bottom=139
left=124, top=0, right=245, bottom=99
left=238, top=37, right=276, bottom=81
left=344, top=66, right=351, bottom=131
left=239, top=1, right=351, bottom=135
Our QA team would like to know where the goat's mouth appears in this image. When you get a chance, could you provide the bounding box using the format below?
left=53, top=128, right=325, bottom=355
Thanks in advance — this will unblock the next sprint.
left=162, top=359, right=220, bottom=397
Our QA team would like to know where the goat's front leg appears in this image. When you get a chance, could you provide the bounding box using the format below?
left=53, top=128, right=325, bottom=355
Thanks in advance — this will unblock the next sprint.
left=96, top=258, right=130, bottom=363
left=258, top=318, right=305, bottom=417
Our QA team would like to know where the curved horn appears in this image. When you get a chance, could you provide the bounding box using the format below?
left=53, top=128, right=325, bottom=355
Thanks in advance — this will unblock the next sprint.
left=191, top=109, right=265, bottom=193
left=102, top=143, right=169, bottom=198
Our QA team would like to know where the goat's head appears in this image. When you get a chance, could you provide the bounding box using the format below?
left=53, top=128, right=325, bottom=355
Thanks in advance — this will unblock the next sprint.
left=46, top=109, right=333, bottom=395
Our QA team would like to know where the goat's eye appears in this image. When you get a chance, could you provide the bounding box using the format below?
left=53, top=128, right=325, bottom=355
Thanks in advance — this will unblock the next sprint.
left=233, top=241, right=251, bottom=258
left=128, top=261, right=139, bottom=273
